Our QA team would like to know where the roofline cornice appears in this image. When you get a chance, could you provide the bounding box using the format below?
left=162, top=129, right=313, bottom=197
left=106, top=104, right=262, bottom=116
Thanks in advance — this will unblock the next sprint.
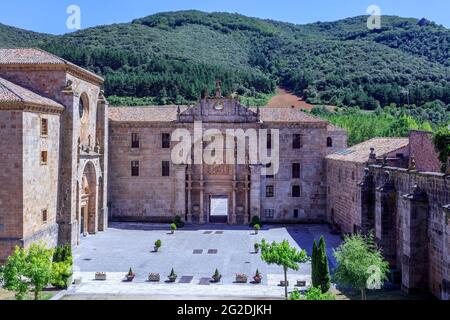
left=0, top=63, right=103, bottom=86
left=0, top=101, right=64, bottom=114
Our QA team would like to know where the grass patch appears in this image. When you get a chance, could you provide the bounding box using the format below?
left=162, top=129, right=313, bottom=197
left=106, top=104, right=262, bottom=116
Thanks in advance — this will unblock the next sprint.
left=0, top=288, right=59, bottom=301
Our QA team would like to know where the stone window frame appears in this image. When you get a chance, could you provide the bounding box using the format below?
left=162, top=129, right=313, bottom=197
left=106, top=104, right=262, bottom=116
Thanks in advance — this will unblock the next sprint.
left=40, top=150, right=48, bottom=165
left=162, top=133, right=171, bottom=149
left=162, top=161, right=170, bottom=177
left=265, top=185, right=274, bottom=198
left=293, top=134, right=302, bottom=149
left=40, top=118, right=48, bottom=137
left=265, top=209, right=275, bottom=219
left=42, top=209, right=48, bottom=225
left=79, top=93, right=90, bottom=123
left=131, top=160, right=140, bottom=177
left=292, top=163, right=301, bottom=179
left=327, top=137, right=333, bottom=148
left=131, top=133, right=140, bottom=149
left=267, top=133, right=272, bottom=150
left=292, top=185, right=301, bottom=198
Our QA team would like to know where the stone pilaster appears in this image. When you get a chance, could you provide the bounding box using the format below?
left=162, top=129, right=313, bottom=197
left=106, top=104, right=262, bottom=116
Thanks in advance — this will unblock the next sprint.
left=401, top=185, right=429, bottom=293
left=250, top=164, right=261, bottom=219
left=375, top=171, right=397, bottom=266
left=174, top=165, right=187, bottom=219
left=357, top=168, right=375, bottom=234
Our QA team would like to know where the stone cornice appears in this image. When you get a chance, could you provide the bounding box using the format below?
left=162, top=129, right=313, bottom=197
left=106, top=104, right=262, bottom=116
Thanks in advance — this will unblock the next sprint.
left=0, top=101, right=64, bottom=114
left=0, top=63, right=104, bottom=86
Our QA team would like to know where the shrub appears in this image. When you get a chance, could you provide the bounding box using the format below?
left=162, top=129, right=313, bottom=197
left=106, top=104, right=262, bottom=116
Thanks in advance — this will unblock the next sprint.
left=173, top=215, right=185, bottom=228
left=155, top=240, right=162, bottom=248
left=168, top=268, right=177, bottom=278
left=249, top=216, right=262, bottom=227
left=290, top=287, right=335, bottom=300
left=254, top=224, right=261, bottom=231
left=51, top=244, right=73, bottom=289
left=170, top=223, right=177, bottom=232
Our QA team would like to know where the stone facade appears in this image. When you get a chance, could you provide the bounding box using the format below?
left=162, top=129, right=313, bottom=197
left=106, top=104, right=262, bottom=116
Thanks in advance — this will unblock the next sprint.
left=359, top=166, right=449, bottom=300
left=0, top=49, right=108, bottom=262
left=109, top=96, right=347, bottom=224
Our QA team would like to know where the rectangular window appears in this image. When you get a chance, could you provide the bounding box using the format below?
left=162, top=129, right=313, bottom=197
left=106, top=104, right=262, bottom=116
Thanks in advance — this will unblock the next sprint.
left=265, top=163, right=274, bottom=178
left=267, top=133, right=272, bottom=150
left=266, top=185, right=274, bottom=198
left=292, top=185, right=301, bottom=198
left=265, top=209, right=275, bottom=219
left=40, top=151, right=48, bottom=165
left=292, top=163, right=300, bottom=179
left=131, top=161, right=140, bottom=177
left=293, top=134, right=302, bottom=149
left=294, top=209, right=299, bottom=219
left=162, top=161, right=170, bottom=177
left=42, top=209, right=48, bottom=224
left=0, top=224, right=4, bottom=232
left=131, top=133, right=140, bottom=149
left=162, top=133, right=171, bottom=149
left=40, top=118, right=48, bottom=137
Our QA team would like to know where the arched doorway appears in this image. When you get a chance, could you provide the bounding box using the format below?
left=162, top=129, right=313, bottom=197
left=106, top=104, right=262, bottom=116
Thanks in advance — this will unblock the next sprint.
left=79, top=162, right=98, bottom=240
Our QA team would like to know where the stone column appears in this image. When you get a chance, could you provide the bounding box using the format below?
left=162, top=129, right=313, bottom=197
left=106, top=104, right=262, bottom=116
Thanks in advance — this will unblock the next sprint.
left=199, top=165, right=205, bottom=224
left=186, top=166, right=192, bottom=223
left=174, top=165, right=187, bottom=219
left=401, top=185, right=429, bottom=293
left=375, top=171, right=397, bottom=266
left=250, top=164, right=261, bottom=220
left=96, top=96, right=109, bottom=232
left=357, top=168, right=375, bottom=234
left=230, top=162, right=237, bottom=224
left=244, top=167, right=250, bottom=224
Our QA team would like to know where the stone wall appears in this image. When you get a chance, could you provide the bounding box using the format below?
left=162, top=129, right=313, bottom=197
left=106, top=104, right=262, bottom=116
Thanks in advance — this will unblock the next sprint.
left=360, top=166, right=449, bottom=300
left=0, top=111, right=23, bottom=262
left=409, top=131, right=441, bottom=173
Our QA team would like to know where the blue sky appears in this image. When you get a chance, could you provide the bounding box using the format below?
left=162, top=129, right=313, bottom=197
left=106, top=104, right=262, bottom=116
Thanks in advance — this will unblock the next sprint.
left=1, top=0, right=449, bottom=34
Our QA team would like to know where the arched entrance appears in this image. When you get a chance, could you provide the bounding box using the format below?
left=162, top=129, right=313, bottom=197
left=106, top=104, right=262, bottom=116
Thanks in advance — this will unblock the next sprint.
left=78, top=161, right=98, bottom=241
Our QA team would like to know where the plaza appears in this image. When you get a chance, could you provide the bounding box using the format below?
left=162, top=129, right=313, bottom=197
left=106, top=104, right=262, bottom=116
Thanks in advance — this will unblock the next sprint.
left=63, top=223, right=341, bottom=299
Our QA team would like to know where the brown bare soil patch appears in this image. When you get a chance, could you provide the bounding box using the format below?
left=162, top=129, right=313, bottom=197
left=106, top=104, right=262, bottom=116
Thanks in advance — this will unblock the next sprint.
left=267, top=88, right=314, bottom=110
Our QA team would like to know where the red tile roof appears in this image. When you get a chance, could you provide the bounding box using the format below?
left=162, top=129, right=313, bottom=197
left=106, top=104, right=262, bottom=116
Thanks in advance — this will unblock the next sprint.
left=0, top=48, right=103, bottom=84
left=326, top=138, right=409, bottom=164
left=0, top=76, right=64, bottom=109
left=109, top=106, right=328, bottom=124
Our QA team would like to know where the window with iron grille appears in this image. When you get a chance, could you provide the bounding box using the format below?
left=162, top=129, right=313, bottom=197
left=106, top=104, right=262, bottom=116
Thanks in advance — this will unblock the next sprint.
left=266, top=185, right=274, bottom=198
left=293, top=134, right=302, bottom=149
left=131, top=133, right=140, bottom=149
left=41, top=118, right=48, bottom=137
left=131, top=161, right=140, bottom=177
left=292, top=163, right=300, bottom=179
left=42, top=209, right=48, bottom=224
left=162, top=133, right=171, bottom=149
left=265, top=209, right=275, bottom=219
left=162, top=161, right=170, bottom=177
left=292, top=185, right=301, bottom=198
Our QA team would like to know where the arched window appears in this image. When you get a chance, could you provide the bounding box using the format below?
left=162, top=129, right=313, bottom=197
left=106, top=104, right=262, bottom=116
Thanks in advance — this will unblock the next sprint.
left=79, top=97, right=85, bottom=119
left=79, top=94, right=89, bottom=121
left=327, top=137, right=333, bottom=148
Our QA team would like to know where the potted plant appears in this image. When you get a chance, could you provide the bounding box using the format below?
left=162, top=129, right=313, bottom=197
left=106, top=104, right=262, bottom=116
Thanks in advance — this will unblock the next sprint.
left=125, top=268, right=136, bottom=282
left=254, top=242, right=260, bottom=253
left=254, top=224, right=261, bottom=234
left=170, top=223, right=177, bottom=234
left=168, top=268, right=177, bottom=282
left=148, top=273, right=160, bottom=282
left=95, top=272, right=107, bottom=281
left=253, top=269, right=263, bottom=284
left=211, top=269, right=222, bottom=283
left=236, top=273, right=248, bottom=283
left=154, top=239, right=162, bottom=252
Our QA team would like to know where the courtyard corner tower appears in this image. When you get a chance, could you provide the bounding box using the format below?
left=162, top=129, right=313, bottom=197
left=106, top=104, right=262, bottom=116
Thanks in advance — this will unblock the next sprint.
left=0, top=48, right=109, bottom=262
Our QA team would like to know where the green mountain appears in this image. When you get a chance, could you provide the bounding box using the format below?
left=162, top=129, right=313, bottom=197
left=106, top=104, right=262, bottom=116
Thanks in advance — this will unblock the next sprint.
left=0, top=11, right=449, bottom=125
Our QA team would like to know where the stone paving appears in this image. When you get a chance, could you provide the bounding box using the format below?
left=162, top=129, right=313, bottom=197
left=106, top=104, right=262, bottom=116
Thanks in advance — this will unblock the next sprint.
left=63, top=223, right=342, bottom=299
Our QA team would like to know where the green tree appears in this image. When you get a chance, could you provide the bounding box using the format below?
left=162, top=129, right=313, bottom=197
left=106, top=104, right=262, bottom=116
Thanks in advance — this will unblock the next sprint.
left=333, top=234, right=389, bottom=300
left=1, top=246, right=30, bottom=300
left=318, top=237, right=331, bottom=293
left=311, top=240, right=319, bottom=288
left=433, top=127, right=450, bottom=173
left=260, top=240, right=308, bottom=299
left=26, top=243, right=54, bottom=300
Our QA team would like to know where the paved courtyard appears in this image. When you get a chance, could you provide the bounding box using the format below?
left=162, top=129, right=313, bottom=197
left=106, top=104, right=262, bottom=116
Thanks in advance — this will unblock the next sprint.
left=63, top=223, right=342, bottom=299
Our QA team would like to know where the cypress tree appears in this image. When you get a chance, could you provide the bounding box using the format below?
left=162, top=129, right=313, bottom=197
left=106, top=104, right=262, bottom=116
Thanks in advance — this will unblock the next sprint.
left=311, top=240, right=319, bottom=288
left=318, top=236, right=331, bottom=293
